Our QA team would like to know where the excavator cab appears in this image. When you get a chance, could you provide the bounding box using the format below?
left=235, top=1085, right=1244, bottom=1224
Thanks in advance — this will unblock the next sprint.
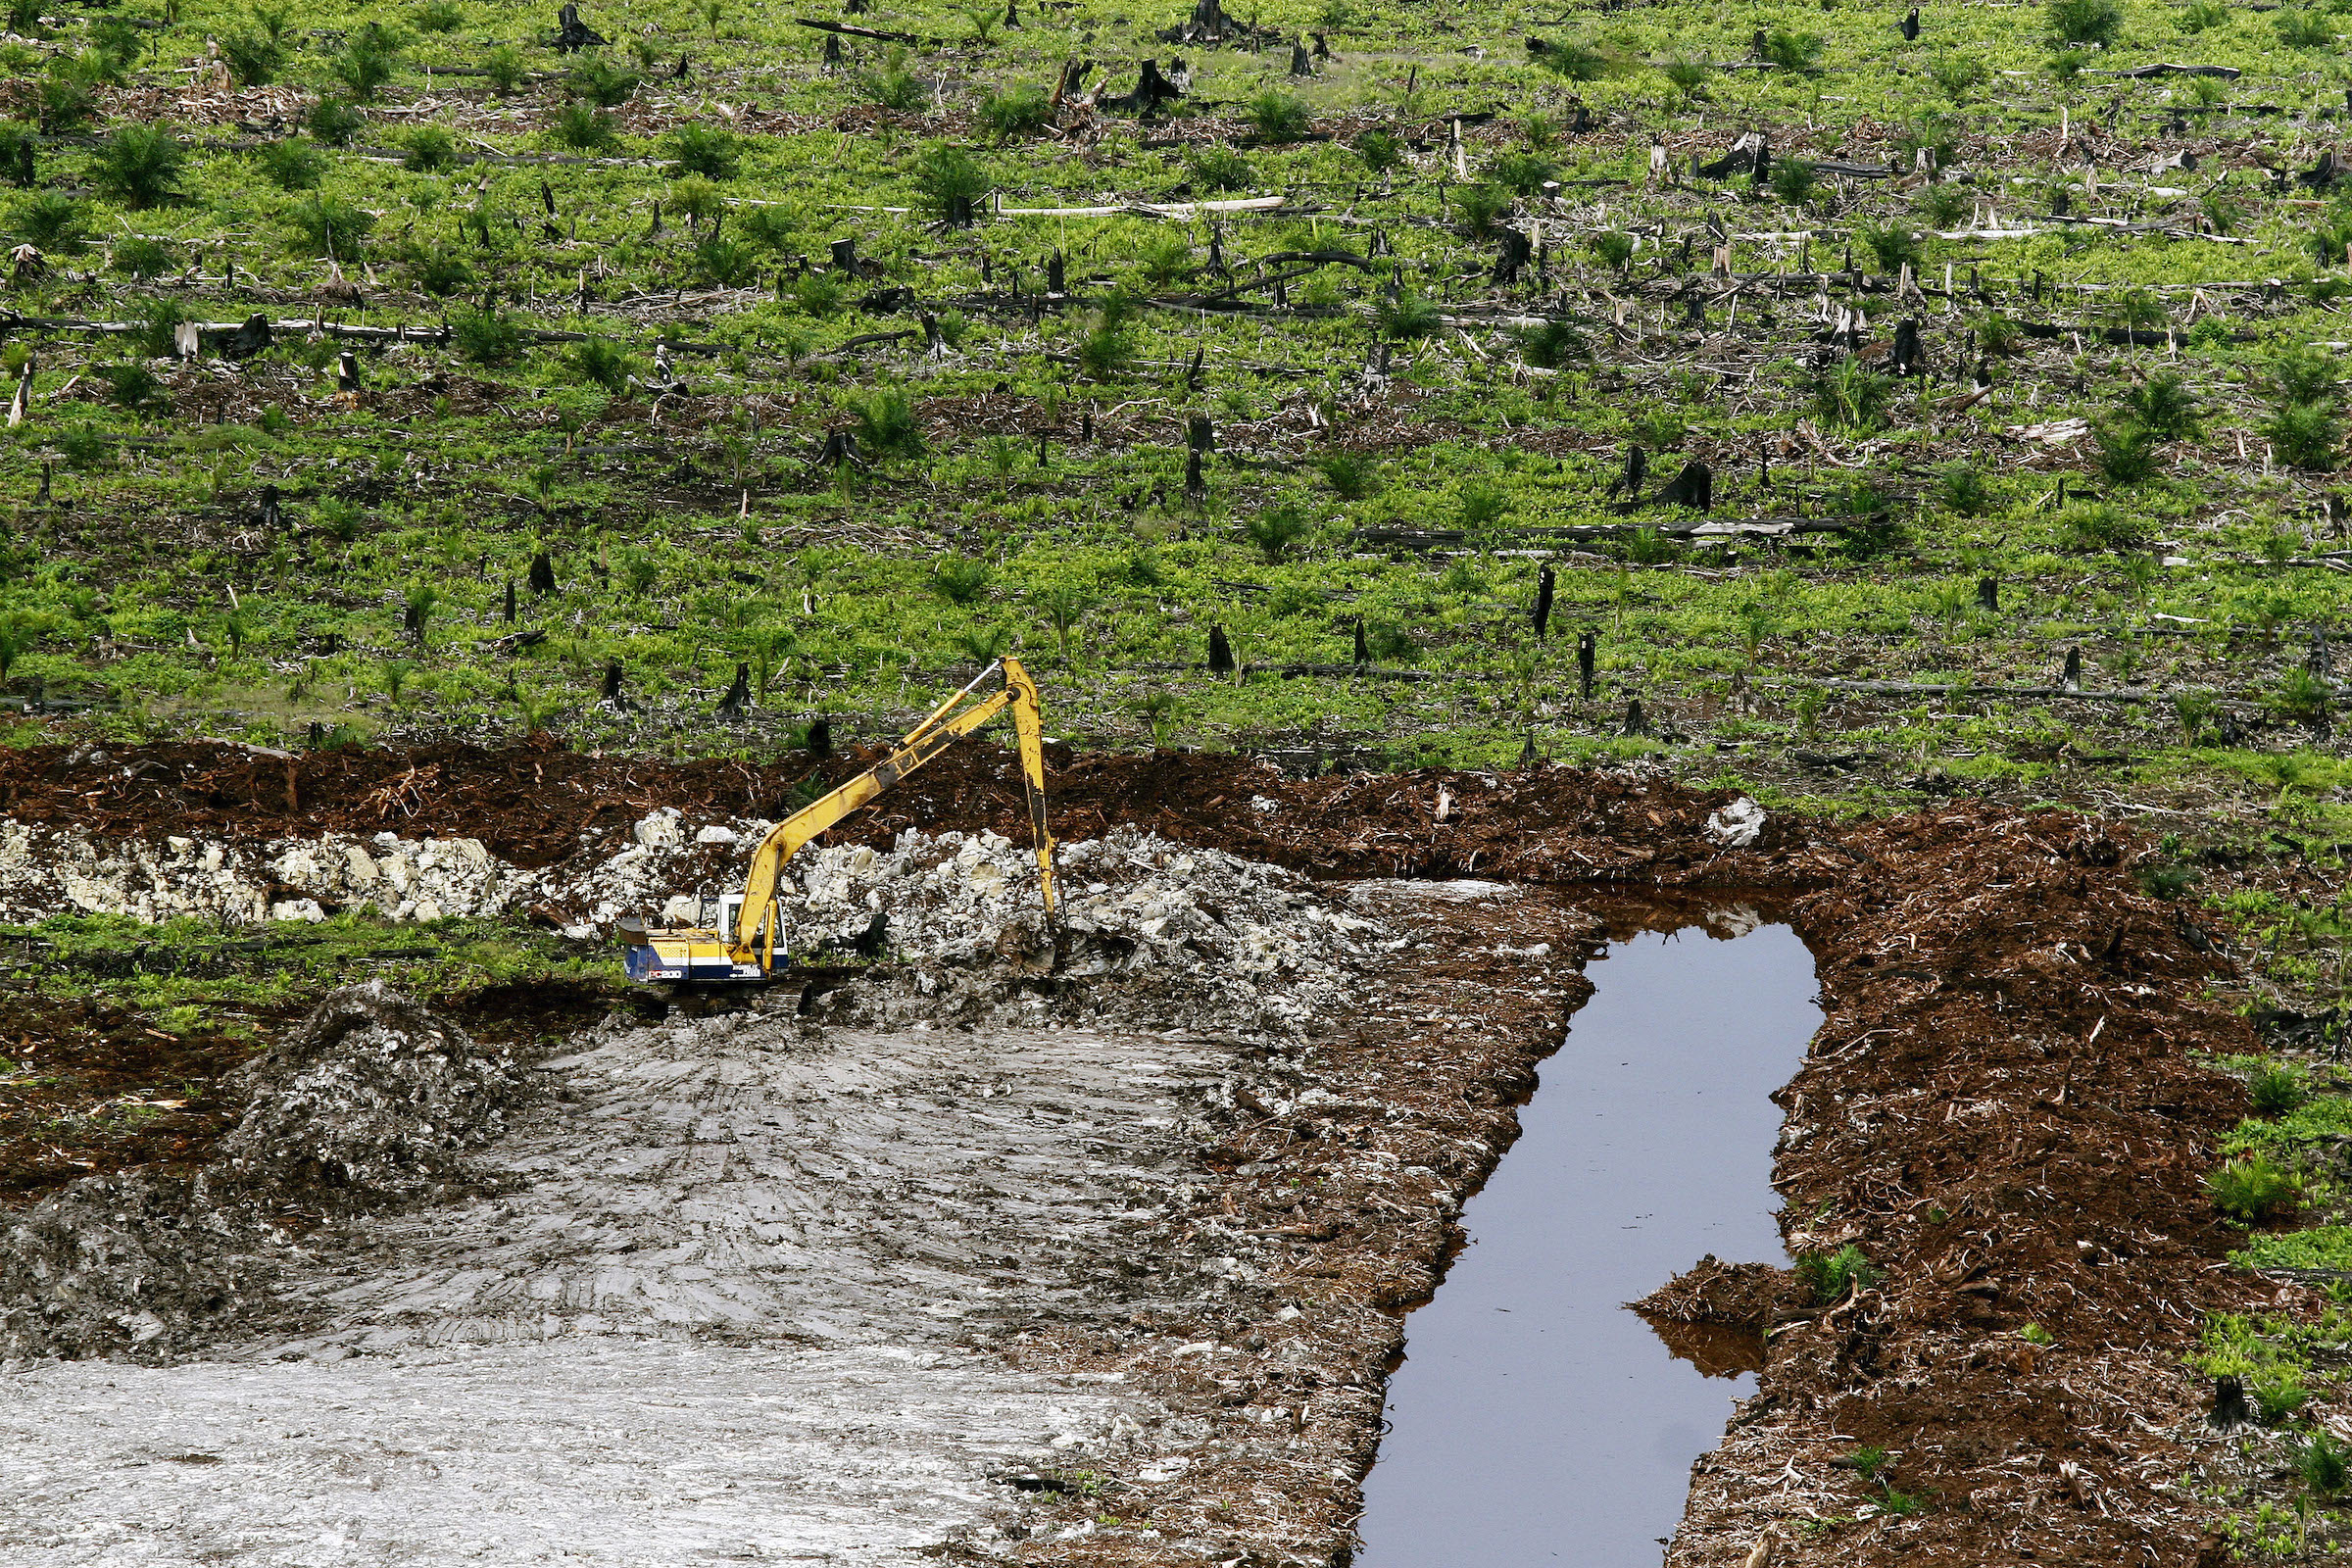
left=623, top=659, right=1055, bottom=990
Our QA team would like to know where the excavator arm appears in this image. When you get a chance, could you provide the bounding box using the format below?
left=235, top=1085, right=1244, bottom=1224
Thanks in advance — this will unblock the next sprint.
left=722, top=657, right=1055, bottom=967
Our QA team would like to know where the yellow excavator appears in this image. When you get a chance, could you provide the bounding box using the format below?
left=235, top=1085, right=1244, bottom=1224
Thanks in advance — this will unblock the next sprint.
left=621, top=659, right=1056, bottom=986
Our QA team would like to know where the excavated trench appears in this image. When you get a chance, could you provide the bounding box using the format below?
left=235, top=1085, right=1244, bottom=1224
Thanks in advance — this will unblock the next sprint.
left=0, top=746, right=2281, bottom=1566
left=1354, top=917, right=1820, bottom=1568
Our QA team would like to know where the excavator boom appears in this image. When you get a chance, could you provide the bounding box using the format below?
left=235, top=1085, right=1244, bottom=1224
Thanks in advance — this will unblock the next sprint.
left=622, top=660, right=1054, bottom=985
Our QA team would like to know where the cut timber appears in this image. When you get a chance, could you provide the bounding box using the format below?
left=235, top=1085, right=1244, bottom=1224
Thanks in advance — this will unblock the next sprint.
left=1352, top=515, right=1884, bottom=549
left=793, top=16, right=927, bottom=43
left=995, top=195, right=1286, bottom=220
left=1767, top=677, right=2161, bottom=704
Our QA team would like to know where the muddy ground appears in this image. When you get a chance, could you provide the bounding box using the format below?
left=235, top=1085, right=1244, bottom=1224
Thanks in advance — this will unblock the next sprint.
left=0, top=741, right=2275, bottom=1564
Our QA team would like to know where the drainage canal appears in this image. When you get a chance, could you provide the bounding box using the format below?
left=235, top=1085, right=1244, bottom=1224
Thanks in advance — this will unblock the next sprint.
left=1352, top=915, right=1821, bottom=1567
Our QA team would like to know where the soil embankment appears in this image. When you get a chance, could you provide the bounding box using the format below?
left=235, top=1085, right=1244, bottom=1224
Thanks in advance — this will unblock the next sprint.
left=0, top=740, right=2264, bottom=1564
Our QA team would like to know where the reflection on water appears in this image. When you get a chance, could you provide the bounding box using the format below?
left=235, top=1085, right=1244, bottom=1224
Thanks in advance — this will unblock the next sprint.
left=1352, top=921, right=1820, bottom=1568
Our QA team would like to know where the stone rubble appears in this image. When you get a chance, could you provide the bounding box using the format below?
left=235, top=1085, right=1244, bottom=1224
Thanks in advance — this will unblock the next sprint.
left=0, top=815, right=1383, bottom=1036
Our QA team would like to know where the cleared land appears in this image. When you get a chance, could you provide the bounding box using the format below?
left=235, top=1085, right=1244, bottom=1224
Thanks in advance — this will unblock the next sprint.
left=10, top=0, right=2352, bottom=1558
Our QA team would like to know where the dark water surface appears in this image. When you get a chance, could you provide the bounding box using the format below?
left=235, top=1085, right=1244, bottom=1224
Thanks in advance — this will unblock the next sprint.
left=1352, top=919, right=1822, bottom=1568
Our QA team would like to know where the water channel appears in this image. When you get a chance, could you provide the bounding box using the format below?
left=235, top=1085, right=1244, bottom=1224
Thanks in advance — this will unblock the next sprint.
left=1352, top=916, right=1822, bottom=1567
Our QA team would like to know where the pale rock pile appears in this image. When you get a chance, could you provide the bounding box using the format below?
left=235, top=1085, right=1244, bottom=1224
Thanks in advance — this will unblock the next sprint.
left=775, top=826, right=1388, bottom=1036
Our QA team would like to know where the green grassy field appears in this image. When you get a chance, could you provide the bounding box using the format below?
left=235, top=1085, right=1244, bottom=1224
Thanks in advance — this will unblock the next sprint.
left=2, top=0, right=2350, bottom=810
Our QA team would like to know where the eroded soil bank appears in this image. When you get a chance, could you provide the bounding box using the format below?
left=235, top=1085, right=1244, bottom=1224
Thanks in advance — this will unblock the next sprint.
left=0, top=741, right=2272, bottom=1564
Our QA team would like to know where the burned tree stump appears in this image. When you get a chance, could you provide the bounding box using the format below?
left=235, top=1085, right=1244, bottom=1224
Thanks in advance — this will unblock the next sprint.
left=334, top=352, right=363, bottom=398
left=1623, top=698, right=1650, bottom=737
left=1606, top=445, right=1646, bottom=504
left=503, top=579, right=517, bottom=622
left=1208, top=624, right=1235, bottom=673
left=1289, top=38, right=1311, bottom=75
left=1976, top=575, right=1998, bottom=612
left=1183, top=447, right=1205, bottom=502
left=806, top=718, right=834, bottom=758
left=529, top=552, right=559, bottom=596
left=1899, top=5, right=1920, bottom=39
left=811, top=430, right=866, bottom=468
left=1579, top=630, right=1596, bottom=698
left=1518, top=731, right=1538, bottom=770
left=554, top=2, right=609, bottom=51
left=1493, top=226, right=1534, bottom=285
left=2060, top=647, right=2082, bottom=691
left=1102, top=59, right=1185, bottom=116
left=1890, top=318, right=1925, bottom=377
left=1531, top=564, right=1555, bottom=640
left=717, top=662, right=753, bottom=716
left=1353, top=615, right=1369, bottom=666
left=1647, top=460, right=1712, bottom=513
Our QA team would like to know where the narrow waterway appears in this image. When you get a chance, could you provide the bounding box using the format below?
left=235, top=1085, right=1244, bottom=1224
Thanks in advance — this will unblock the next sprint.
left=1352, top=917, right=1821, bottom=1568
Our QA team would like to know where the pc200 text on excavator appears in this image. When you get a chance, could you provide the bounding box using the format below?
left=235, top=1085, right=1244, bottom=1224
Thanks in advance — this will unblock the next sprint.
left=621, top=658, right=1056, bottom=986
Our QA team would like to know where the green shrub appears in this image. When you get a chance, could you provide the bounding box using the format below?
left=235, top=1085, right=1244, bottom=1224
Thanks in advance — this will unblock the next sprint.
left=2278, top=8, right=2332, bottom=47
left=111, top=234, right=172, bottom=279
left=1532, top=38, right=1612, bottom=81
left=2249, top=1064, right=2308, bottom=1117
left=1244, top=91, right=1312, bottom=142
left=912, top=142, right=987, bottom=219
left=96, top=362, right=161, bottom=410
left=285, top=194, right=374, bottom=258
left=1813, top=358, right=1892, bottom=429
left=1245, top=504, right=1312, bottom=562
left=2093, top=420, right=2161, bottom=485
left=1186, top=144, right=1253, bottom=192
left=2179, top=0, right=2230, bottom=28
left=861, top=47, right=924, bottom=110
left=254, top=138, right=325, bottom=189
left=408, top=248, right=474, bottom=296
left=1353, top=129, right=1403, bottom=172
left=1930, top=51, right=1985, bottom=99
left=1589, top=229, right=1636, bottom=270
left=550, top=103, right=617, bottom=152
left=307, top=98, right=367, bottom=146
left=411, top=0, right=463, bottom=32
left=1794, top=1244, right=1882, bottom=1303
left=1770, top=157, right=1817, bottom=207
left=2207, top=1155, right=2299, bottom=1222
left=1916, top=182, right=1968, bottom=228
left=2055, top=500, right=2143, bottom=552
left=2047, top=0, right=2122, bottom=45
left=133, top=297, right=188, bottom=357
left=1659, top=56, right=1710, bottom=98
left=855, top=386, right=923, bottom=458
left=2254, top=1363, right=2311, bottom=1424
left=565, top=338, right=634, bottom=392
left=1518, top=319, right=1585, bottom=369
left=401, top=124, right=458, bottom=172
left=933, top=557, right=989, bottom=603
left=1759, top=25, right=1823, bottom=72
left=1318, top=451, right=1374, bottom=499
left=2302, top=1431, right=2350, bottom=1495
left=1936, top=463, right=1990, bottom=515
left=11, top=189, right=85, bottom=249
left=1457, top=482, right=1508, bottom=530
left=1857, top=221, right=1921, bottom=273
left=671, top=124, right=740, bottom=179
left=2274, top=346, right=2343, bottom=408
left=2269, top=402, right=2339, bottom=470
left=979, top=85, right=1053, bottom=138
left=1453, top=183, right=1509, bottom=237
left=1487, top=151, right=1554, bottom=196
left=694, top=237, right=759, bottom=286
left=2123, top=371, right=2200, bottom=440
left=569, top=56, right=640, bottom=107
left=218, top=28, right=285, bottom=85
left=1375, top=289, right=1443, bottom=340
left=451, top=308, right=524, bottom=366
left=329, top=25, right=402, bottom=101
left=482, top=44, right=527, bottom=93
